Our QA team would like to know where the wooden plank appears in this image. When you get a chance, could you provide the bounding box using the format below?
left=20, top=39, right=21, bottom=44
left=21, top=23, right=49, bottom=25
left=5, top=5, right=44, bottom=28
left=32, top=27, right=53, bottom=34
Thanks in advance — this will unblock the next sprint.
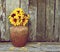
left=46, top=0, right=54, bottom=41
left=28, top=0, right=37, bottom=41
left=37, top=0, right=46, bottom=41
left=58, top=0, right=60, bottom=41
left=0, top=0, right=6, bottom=41
left=21, top=0, right=29, bottom=14
left=4, top=0, right=20, bottom=41
left=0, top=0, right=2, bottom=41
left=54, top=0, right=59, bottom=41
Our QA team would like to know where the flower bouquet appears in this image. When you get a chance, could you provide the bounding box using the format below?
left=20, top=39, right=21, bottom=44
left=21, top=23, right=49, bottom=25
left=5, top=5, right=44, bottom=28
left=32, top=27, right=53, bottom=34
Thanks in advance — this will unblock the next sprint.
left=9, top=8, right=30, bottom=47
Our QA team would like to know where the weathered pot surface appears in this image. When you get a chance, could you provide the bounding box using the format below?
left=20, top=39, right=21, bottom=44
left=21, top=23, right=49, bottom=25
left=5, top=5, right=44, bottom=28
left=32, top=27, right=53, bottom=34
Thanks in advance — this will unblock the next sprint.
left=10, top=26, right=28, bottom=47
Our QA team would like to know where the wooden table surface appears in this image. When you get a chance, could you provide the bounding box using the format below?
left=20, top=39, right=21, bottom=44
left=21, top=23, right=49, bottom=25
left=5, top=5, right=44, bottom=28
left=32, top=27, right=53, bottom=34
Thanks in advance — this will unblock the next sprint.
left=0, top=42, right=60, bottom=52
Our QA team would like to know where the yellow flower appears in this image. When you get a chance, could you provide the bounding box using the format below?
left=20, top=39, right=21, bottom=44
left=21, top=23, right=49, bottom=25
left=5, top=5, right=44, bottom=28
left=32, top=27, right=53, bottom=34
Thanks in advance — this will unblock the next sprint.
left=21, top=14, right=30, bottom=26
left=8, top=15, right=11, bottom=19
left=10, top=18, right=17, bottom=26
left=23, top=14, right=30, bottom=19
left=28, top=14, right=30, bottom=19
left=23, top=20, right=28, bottom=26
left=22, top=18, right=28, bottom=26
left=18, top=15, right=24, bottom=19
left=13, top=8, right=25, bottom=15
left=10, top=18, right=15, bottom=24
left=17, top=19, right=22, bottom=26
left=9, top=17, right=22, bottom=26
left=9, top=13, right=16, bottom=19
left=8, top=8, right=30, bottom=26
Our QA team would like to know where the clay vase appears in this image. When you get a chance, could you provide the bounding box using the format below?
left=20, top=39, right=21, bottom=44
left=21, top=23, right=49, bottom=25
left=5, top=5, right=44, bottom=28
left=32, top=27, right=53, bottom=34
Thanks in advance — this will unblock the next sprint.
left=10, top=26, right=28, bottom=47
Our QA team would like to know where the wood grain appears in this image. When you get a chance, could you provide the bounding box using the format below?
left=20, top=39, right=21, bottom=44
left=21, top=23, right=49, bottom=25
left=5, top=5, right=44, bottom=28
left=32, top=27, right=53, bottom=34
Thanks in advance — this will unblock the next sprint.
left=28, top=0, right=37, bottom=41
left=0, top=0, right=2, bottom=41
left=58, top=0, right=60, bottom=41
left=0, top=0, right=6, bottom=41
left=37, top=0, right=46, bottom=41
left=54, top=0, right=59, bottom=41
left=21, top=0, right=29, bottom=14
left=46, top=0, right=54, bottom=41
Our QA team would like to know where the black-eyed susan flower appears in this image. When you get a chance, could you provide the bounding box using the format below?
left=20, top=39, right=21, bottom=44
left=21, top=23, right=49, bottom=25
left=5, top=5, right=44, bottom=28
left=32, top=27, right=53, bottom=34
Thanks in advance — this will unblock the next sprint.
left=22, top=18, right=28, bottom=26
left=23, top=20, right=28, bottom=26
left=8, top=8, right=30, bottom=26
left=9, top=18, right=17, bottom=26
left=10, top=18, right=18, bottom=26
left=23, top=14, right=30, bottom=19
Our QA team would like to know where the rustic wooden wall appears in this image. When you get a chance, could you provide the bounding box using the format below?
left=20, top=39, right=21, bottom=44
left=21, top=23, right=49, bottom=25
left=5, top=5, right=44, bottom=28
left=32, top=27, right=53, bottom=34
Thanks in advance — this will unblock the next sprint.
left=0, top=0, right=6, bottom=41
left=57, top=0, right=60, bottom=41
left=0, top=0, right=60, bottom=42
left=28, top=0, right=37, bottom=41
left=37, top=0, right=46, bottom=42
left=46, top=0, right=55, bottom=41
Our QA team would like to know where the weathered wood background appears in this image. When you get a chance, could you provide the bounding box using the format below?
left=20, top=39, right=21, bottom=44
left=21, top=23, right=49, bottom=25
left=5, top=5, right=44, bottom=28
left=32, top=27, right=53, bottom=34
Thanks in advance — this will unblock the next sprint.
left=0, top=0, right=60, bottom=42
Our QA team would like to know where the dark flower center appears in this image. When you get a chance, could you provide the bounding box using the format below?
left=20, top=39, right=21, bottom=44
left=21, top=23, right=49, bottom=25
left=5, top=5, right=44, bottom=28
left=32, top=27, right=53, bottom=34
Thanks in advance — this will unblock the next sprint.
left=18, top=16, right=21, bottom=19
left=24, top=14, right=27, bottom=16
left=22, top=19, right=25, bottom=22
left=17, top=11, right=20, bottom=13
left=11, top=14, right=16, bottom=17
left=13, top=18, right=17, bottom=22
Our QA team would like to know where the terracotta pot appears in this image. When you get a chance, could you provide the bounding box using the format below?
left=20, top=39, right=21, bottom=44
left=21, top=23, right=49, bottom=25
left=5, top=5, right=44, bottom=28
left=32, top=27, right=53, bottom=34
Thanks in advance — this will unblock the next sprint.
left=10, top=26, right=28, bottom=47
